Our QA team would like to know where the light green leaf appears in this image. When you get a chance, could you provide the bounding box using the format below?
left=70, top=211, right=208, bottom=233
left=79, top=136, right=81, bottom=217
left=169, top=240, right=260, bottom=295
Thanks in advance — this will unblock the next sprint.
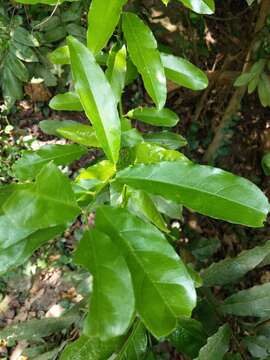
left=202, top=241, right=270, bottom=286
left=161, top=53, right=208, bottom=90
left=143, top=131, right=187, bottom=149
left=127, top=107, right=180, bottom=127
left=74, top=229, right=135, bottom=340
left=178, top=0, right=215, bottom=14
left=197, top=324, right=230, bottom=360
left=221, top=283, right=270, bottom=317
left=13, top=144, right=87, bottom=180
left=151, top=194, right=183, bottom=219
left=0, top=162, right=80, bottom=249
left=116, top=161, right=269, bottom=227
left=87, top=0, right=128, bottom=54
left=57, top=124, right=100, bottom=148
left=106, top=45, right=127, bottom=103
left=67, top=36, right=121, bottom=163
left=0, top=225, right=65, bottom=274
left=122, top=12, right=167, bottom=109
left=95, top=206, right=196, bottom=338
left=49, top=45, right=70, bottom=65
left=49, top=92, right=83, bottom=111
left=39, top=119, right=78, bottom=136
left=116, top=320, right=148, bottom=359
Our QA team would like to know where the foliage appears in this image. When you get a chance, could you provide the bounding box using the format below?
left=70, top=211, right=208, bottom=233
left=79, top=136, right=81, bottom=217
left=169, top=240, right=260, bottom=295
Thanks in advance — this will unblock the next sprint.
left=1, top=0, right=270, bottom=359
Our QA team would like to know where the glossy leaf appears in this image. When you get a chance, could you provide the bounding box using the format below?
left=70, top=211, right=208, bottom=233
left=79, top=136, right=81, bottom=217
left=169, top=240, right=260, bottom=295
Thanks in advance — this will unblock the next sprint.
left=178, top=0, right=215, bottom=14
left=122, top=12, right=167, bottom=109
left=0, top=162, right=80, bottom=250
left=13, top=144, right=87, bottom=180
left=74, top=229, right=135, bottom=340
left=57, top=124, right=100, bottom=148
left=203, top=241, right=270, bottom=286
left=116, top=161, right=269, bottom=227
left=95, top=206, right=196, bottom=338
left=197, top=324, right=230, bottom=360
left=221, top=283, right=270, bottom=317
left=151, top=194, right=183, bottom=220
left=106, top=45, right=127, bottom=103
left=0, top=225, right=65, bottom=274
left=49, top=92, right=83, bottom=111
left=116, top=320, right=148, bottom=359
left=68, top=36, right=121, bottom=163
left=127, top=107, right=180, bottom=127
left=87, top=0, right=128, bottom=54
left=161, top=53, right=208, bottom=90
left=49, top=45, right=70, bottom=65
left=143, top=131, right=187, bottom=149
left=39, top=119, right=78, bottom=136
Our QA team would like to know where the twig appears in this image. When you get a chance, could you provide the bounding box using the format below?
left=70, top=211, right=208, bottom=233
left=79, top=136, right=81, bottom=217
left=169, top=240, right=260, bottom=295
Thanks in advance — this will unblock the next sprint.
left=203, top=0, right=270, bottom=163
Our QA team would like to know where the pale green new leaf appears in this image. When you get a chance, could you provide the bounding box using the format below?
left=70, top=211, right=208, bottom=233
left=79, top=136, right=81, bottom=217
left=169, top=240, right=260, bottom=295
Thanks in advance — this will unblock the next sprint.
left=161, top=53, right=208, bottom=90
left=221, top=283, right=270, bottom=317
left=87, top=0, right=128, bottom=54
left=67, top=36, right=121, bottom=163
left=0, top=162, right=80, bottom=250
left=197, top=324, right=231, bottom=360
left=116, top=161, right=269, bottom=227
left=74, top=229, right=135, bottom=340
left=49, top=92, right=83, bottom=111
left=203, top=241, right=270, bottom=286
left=95, top=206, right=196, bottom=338
left=122, top=12, right=167, bottom=109
left=13, top=144, right=87, bottom=180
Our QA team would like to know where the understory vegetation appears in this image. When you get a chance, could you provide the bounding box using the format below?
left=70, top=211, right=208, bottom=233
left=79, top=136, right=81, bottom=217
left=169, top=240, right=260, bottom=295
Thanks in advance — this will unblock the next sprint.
left=1, top=0, right=270, bottom=359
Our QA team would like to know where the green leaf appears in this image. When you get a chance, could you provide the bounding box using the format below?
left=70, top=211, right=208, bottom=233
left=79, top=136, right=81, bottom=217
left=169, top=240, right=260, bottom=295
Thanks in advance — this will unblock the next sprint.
left=60, top=335, right=116, bottom=360
left=74, top=229, right=135, bottom=340
left=67, top=36, right=121, bottom=163
left=151, top=194, right=183, bottom=219
left=134, top=143, right=189, bottom=165
left=0, top=225, right=65, bottom=274
left=197, top=324, right=230, bottom=360
left=95, top=206, right=196, bottom=338
left=39, top=119, right=78, bottom=136
left=6, top=52, right=29, bottom=82
left=143, top=131, right=187, bottom=149
left=13, top=144, right=87, bottom=181
left=262, top=152, right=270, bottom=175
left=258, top=73, right=270, bottom=107
left=10, top=41, right=39, bottom=62
left=127, top=107, right=180, bottom=127
left=87, top=0, right=128, bottom=54
left=116, top=320, right=148, bottom=359
left=0, top=162, right=80, bottom=249
left=202, top=241, right=270, bottom=286
left=161, top=53, right=208, bottom=90
left=169, top=318, right=207, bottom=358
left=243, top=335, right=270, bottom=359
left=178, top=0, right=215, bottom=14
left=57, top=124, right=100, bottom=148
left=1, top=66, right=23, bottom=108
left=122, top=12, right=167, bottom=109
left=106, top=45, right=127, bottom=103
left=49, top=45, right=70, bottom=65
left=12, top=27, right=39, bottom=47
left=49, top=92, right=83, bottom=111
left=221, top=283, right=270, bottom=317
left=116, top=161, right=269, bottom=227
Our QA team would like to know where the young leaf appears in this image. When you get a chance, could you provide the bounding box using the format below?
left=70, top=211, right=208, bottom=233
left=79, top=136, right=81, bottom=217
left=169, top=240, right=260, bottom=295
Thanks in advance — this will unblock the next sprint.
left=87, top=0, right=128, bottom=54
left=122, top=12, right=167, bottom=109
left=67, top=36, right=121, bottom=163
left=221, top=283, right=270, bottom=317
left=0, top=225, right=65, bottom=274
left=127, top=107, right=180, bottom=127
left=74, top=229, right=135, bottom=340
left=116, top=161, right=269, bottom=227
left=13, top=144, right=87, bottom=181
left=49, top=92, right=83, bottom=111
left=106, top=45, right=127, bottom=103
left=178, top=0, right=215, bottom=15
left=202, top=241, right=270, bottom=286
left=95, top=206, right=196, bottom=338
left=0, top=163, right=80, bottom=249
left=49, top=45, right=70, bottom=65
left=161, top=53, right=208, bottom=90
left=197, top=324, right=231, bottom=360
left=116, top=320, right=147, bottom=359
